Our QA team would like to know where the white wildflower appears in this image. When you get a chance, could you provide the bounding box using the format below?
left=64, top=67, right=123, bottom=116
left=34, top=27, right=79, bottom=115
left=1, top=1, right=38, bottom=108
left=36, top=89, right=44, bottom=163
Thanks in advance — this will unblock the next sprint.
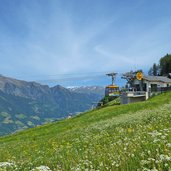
left=140, top=160, right=150, bottom=165
left=165, top=155, right=171, bottom=161
left=147, top=150, right=151, bottom=154
left=161, top=135, right=166, bottom=139
left=148, top=130, right=162, bottom=137
left=115, top=164, right=119, bottom=167
left=164, top=163, right=168, bottom=167
left=159, top=154, right=171, bottom=161
left=131, top=154, right=135, bottom=157
left=0, top=162, right=15, bottom=168
left=166, top=143, right=171, bottom=147
left=148, top=158, right=155, bottom=161
left=153, top=139, right=160, bottom=143
left=155, top=160, right=160, bottom=164
left=31, top=165, right=52, bottom=171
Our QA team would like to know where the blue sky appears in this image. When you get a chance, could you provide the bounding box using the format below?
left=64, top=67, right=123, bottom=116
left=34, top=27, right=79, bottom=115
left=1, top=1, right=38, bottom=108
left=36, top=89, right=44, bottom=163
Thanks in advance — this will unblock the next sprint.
left=0, top=0, right=171, bottom=87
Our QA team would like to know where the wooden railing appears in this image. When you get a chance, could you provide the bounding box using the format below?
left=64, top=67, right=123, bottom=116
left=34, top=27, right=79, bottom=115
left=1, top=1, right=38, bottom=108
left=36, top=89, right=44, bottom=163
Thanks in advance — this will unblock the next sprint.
left=160, top=87, right=171, bottom=92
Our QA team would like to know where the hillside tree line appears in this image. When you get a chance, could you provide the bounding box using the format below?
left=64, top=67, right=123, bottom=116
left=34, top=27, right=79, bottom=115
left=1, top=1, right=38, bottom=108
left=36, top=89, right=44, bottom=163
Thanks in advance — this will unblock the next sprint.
left=148, top=54, right=171, bottom=77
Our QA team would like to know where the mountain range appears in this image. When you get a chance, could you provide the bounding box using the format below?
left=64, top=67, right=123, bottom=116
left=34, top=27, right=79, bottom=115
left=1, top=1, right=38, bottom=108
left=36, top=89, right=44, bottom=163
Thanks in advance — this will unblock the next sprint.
left=0, top=75, right=104, bottom=136
left=68, top=86, right=104, bottom=95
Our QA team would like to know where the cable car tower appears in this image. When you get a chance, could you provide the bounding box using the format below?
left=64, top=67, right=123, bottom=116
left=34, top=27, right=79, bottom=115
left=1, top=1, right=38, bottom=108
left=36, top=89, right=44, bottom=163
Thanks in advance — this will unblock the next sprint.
left=106, top=72, right=117, bottom=85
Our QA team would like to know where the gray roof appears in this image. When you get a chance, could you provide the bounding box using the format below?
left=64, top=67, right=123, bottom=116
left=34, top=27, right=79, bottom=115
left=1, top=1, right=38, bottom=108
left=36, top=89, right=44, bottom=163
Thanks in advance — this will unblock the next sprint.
left=143, top=76, right=171, bottom=83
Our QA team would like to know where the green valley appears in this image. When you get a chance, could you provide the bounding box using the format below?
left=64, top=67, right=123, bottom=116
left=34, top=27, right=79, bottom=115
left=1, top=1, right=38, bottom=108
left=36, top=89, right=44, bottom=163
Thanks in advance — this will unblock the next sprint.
left=0, top=92, right=171, bottom=170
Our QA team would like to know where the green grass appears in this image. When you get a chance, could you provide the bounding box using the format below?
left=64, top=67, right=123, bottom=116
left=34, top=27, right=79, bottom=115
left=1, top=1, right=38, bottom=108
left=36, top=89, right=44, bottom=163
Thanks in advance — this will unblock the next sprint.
left=103, top=97, right=120, bottom=106
left=0, top=92, right=171, bottom=171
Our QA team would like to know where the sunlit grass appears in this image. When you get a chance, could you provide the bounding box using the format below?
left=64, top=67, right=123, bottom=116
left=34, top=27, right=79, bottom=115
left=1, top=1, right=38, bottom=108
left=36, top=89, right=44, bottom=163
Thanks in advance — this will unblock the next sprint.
left=0, top=92, right=171, bottom=170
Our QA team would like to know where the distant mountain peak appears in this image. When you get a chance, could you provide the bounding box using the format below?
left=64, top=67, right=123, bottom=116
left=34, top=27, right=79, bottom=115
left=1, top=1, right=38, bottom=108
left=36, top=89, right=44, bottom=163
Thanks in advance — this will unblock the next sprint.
left=68, top=85, right=105, bottom=96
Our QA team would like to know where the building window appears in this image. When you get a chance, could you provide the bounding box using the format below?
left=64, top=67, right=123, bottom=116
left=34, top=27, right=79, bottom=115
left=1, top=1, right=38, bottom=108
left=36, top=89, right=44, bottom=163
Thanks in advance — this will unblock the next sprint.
left=151, top=84, right=157, bottom=92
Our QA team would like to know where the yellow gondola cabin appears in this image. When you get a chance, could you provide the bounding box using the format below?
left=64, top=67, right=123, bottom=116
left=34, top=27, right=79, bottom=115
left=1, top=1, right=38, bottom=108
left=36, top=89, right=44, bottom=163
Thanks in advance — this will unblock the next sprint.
left=105, top=85, right=120, bottom=97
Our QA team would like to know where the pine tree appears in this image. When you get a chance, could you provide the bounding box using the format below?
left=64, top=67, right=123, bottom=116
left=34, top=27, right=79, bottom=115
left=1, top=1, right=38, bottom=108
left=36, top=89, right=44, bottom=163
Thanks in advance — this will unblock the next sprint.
left=152, top=63, right=157, bottom=76
left=148, top=67, right=153, bottom=76
left=159, top=54, right=171, bottom=76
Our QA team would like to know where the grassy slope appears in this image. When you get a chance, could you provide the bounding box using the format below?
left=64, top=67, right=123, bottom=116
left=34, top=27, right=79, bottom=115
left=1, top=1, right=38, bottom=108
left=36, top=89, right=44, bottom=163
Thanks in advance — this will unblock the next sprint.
left=0, top=92, right=171, bottom=170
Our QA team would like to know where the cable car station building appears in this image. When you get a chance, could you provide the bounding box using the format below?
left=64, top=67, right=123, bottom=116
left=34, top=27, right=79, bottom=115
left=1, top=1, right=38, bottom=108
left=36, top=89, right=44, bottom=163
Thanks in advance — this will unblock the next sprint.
left=121, top=73, right=171, bottom=104
left=134, top=75, right=171, bottom=92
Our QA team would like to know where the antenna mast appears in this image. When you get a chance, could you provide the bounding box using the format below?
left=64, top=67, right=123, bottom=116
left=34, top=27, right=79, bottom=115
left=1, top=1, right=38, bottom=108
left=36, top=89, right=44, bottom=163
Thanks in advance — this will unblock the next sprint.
left=106, top=72, right=117, bottom=85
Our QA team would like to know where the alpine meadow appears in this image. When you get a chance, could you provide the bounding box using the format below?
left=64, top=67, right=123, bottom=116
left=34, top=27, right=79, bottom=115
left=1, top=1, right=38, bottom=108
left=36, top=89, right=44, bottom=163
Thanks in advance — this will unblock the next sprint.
left=0, top=92, right=171, bottom=171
